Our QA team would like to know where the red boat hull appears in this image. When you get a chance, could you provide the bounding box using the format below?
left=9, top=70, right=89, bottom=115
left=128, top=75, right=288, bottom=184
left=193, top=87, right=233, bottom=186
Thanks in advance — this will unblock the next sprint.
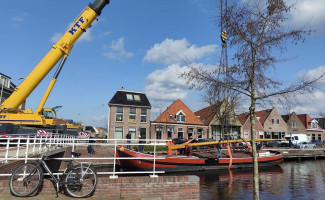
left=116, top=146, right=284, bottom=172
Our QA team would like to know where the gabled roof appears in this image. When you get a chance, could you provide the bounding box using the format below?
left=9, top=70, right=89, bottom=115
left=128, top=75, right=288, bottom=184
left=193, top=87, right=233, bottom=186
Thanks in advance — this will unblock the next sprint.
left=255, top=109, right=272, bottom=124
left=155, top=99, right=204, bottom=125
left=297, top=114, right=323, bottom=130
left=108, top=89, right=151, bottom=108
left=194, top=102, right=223, bottom=125
left=237, top=113, right=249, bottom=125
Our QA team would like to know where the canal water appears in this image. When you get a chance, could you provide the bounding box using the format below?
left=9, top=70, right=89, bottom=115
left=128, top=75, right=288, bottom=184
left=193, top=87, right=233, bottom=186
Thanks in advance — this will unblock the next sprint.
left=197, top=159, right=325, bottom=200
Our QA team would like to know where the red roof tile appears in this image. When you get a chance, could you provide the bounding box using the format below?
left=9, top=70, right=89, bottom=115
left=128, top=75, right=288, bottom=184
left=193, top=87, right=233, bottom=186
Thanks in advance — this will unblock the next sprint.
left=255, top=109, right=272, bottom=124
left=237, top=113, right=249, bottom=125
left=194, top=102, right=222, bottom=125
left=297, top=114, right=323, bottom=130
left=154, top=99, right=204, bottom=125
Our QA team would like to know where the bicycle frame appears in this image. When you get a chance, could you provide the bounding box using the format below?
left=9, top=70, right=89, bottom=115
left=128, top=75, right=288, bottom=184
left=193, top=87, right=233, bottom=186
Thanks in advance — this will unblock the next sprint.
left=37, top=156, right=93, bottom=197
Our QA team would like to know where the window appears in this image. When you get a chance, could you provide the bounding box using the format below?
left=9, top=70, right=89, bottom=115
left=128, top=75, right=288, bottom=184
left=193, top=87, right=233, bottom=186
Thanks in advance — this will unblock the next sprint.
left=169, top=114, right=174, bottom=120
left=311, top=122, right=317, bottom=129
left=114, top=127, right=123, bottom=139
left=129, top=108, right=136, bottom=122
left=116, top=107, right=123, bottom=122
left=259, top=131, right=264, bottom=139
left=126, top=93, right=141, bottom=102
left=244, top=131, right=249, bottom=139
left=126, top=94, right=133, bottom=100
left=197, top=128, right=203, bottom=138
left=128, top=127, right=136, bottom=139
left=271, top=119, right=274, bottom=124
left=318, top=134, right=322, bottom=140
left=276, top=119, right=280, bottom=124
left=177, top=127, right=184, bottom=138
left=291, top=122, right=298, bottom=128
left=141, top=108, right=147, bottom=122
left=0, top=75, right=10, bottom=88
left=134, top=95, right=140, bottom=101
left=156, top=126, right=162, bottom=139
left=167, top=126, right=173, bottom=138
left=176, top=112, right=186, bottom=122
left=187, top=127, right=194, bottom=139
left=312, top=134, right=316, bottom=140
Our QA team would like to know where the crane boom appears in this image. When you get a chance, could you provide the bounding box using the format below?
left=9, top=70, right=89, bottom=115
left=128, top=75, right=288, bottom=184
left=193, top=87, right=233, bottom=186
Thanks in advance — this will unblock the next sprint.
left=0, top=0, right=110, bottom=110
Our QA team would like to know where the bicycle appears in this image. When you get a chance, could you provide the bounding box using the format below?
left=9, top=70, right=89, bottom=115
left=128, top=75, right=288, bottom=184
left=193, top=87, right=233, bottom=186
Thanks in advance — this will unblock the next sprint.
left=9, top=152, right=97, bottom=198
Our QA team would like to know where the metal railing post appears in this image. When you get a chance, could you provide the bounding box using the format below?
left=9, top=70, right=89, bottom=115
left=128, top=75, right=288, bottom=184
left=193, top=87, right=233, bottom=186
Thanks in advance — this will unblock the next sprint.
left=110, top=140, right=118, bottom=179
left=25, top=136, right=30, bottom=163
left=39, top=135, right=42, bottom=151
left=4, top=137, right=10, bottom=163
left=32, top=135, right=36, bottom=154
left=16, top=137, right=21, bottom=158
left=150, top=139, right=158, bottom=178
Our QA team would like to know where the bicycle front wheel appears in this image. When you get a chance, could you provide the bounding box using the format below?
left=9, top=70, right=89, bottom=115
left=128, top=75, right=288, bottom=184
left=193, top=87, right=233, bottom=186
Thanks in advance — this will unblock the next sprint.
left=64, top=164, right=97, bottom=198
left=9, top=163, right=43, bottom=197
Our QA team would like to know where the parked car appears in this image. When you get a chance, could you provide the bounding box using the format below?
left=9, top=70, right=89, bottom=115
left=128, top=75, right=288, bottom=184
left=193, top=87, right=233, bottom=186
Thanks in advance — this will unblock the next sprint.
left=266, top=141, right=280, bottom=147
left=311, top=140, right=324, bottom=147
left=297, top=142, right=316, bottom=149
left=172, top=138, right=188, bottom=144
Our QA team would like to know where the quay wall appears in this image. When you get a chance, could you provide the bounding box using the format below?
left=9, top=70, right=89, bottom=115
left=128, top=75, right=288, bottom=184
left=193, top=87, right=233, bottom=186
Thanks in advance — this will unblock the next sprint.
left=0, top=175, right=200, bottom=200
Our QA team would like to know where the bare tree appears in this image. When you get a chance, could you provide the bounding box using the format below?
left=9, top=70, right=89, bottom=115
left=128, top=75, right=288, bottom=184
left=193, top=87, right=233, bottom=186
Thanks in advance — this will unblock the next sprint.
left=181, top=0, right=325, bottom=199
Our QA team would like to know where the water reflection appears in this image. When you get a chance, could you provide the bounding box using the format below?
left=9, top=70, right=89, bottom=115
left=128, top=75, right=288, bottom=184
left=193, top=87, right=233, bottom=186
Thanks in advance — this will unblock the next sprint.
left=198, top=160, right=325, bottom=200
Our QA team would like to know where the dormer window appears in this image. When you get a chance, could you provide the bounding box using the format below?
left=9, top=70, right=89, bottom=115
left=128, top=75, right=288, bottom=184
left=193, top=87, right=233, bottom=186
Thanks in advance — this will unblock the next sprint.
left=126, top=94, right=133, bottom=100
left=176, top=111, right=186, bottom=122
left=169, top=114, right=174, bottom=120
left=311, top=122, right=318, bottom=129
left=126, top=93, right=141, bottom=102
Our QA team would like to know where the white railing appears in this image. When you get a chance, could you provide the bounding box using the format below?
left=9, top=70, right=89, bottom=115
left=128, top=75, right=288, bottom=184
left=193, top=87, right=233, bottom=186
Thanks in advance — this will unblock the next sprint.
left=0, top=135, right=168, bottom=178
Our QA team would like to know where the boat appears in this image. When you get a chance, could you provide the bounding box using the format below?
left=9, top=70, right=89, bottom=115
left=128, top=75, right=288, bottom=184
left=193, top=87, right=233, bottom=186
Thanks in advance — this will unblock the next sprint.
left=115, top=140, right=283, bottom=172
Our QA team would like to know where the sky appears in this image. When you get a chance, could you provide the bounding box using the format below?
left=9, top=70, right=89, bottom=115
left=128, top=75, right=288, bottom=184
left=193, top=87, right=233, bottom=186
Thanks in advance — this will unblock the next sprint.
left=0, top=0, right=324, bottom=127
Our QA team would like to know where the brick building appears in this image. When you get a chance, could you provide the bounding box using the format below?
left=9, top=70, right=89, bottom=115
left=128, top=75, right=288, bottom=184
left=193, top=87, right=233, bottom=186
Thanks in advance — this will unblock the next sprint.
left=108, top=89, right=151, bottom=142
left=255, top=108, right=287, bottom=139
left=237, top=113, right=264, bottom=139
left=151, top=99, right=207, bottom=140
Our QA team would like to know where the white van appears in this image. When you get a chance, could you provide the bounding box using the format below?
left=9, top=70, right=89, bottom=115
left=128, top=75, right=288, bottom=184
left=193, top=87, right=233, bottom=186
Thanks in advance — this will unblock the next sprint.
left=281, top=134, right=309, bottom=147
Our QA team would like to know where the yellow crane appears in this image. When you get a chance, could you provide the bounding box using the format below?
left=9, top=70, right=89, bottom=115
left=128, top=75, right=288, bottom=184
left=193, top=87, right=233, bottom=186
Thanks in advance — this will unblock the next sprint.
left=0, top=0, right=110, bottom=135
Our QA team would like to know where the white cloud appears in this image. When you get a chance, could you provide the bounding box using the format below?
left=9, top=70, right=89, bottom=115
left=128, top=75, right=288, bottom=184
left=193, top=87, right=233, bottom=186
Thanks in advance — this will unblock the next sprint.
left=304, top=65, right=325, bottom=84
left=102, top=37, right=134, bottom=60
left=145, top=64, right=190, bottom=100
left=289, top=90, right=325, bottom=117
left=50, top=32, right=63, bottom=43
left=12, top=12, right=28, bottom=22
left=145, top=64, right=191, bottom=119
left=289, top=0, right=325, bottom=31
left=144, top=38, right=217, bottom=65
left=79, top=29, right=93, bottom=41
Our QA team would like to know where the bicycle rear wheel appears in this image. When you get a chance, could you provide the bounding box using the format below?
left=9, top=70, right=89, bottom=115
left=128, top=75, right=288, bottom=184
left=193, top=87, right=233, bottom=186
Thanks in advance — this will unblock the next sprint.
left=64, top=164, right=97, bottom=198
left=9, top=163, right=43, bottom=197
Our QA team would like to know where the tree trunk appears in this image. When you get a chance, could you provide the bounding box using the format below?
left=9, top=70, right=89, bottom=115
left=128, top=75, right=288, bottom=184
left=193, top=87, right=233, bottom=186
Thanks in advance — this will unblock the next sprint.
left=250, top=76, right=259, bottom=200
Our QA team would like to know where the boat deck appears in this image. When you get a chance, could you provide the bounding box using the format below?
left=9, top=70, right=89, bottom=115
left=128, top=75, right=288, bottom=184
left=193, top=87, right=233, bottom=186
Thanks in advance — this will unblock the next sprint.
left=192, top=150, right=254, bottom=159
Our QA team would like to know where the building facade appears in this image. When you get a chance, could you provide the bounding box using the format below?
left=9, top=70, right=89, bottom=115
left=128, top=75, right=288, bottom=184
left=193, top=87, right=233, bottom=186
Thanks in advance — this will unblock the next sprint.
left=255, top=108, right=287, bottom=139
left=237, top=113, right=264, bottom=140
left=0, top=73, right=25, bottom=109
left=297, top=114, right=324, bottom=141
left=281, top=112, right=307, bottom=136
left=195, top=100, right=242, bottom=140
left=108, top=89, right=151, bottom=142
left=151, top=99, right=208, bottom=140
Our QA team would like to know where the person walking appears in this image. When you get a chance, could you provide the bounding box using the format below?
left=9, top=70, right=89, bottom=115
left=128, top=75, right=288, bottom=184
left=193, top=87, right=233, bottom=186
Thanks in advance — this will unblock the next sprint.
left=126, top=131, right=131, bottom=149
left=137, top=134, right=144, bottom=152
left=217, top=140, right=223, bottom=158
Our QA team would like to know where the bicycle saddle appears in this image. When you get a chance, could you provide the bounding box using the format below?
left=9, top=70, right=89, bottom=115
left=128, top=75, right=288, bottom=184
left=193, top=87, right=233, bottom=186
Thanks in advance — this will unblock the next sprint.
left=71, top=152, right=81, bottom=157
